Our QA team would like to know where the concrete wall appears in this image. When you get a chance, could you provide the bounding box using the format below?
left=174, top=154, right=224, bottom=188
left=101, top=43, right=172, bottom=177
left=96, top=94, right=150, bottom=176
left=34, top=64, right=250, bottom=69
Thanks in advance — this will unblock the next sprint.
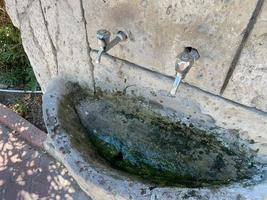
left=223, top=1, right=267, bottom=112
left=82, top=0, right=257, bottom=95
left=4, top=0, right=267, bottom=116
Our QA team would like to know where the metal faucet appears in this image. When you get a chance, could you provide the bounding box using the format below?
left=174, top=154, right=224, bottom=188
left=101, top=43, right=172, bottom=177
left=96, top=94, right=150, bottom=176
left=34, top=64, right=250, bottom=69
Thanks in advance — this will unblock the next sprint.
left=96, top=29, right=127, bottom=63
left=170, top=48, right=200, bottom=96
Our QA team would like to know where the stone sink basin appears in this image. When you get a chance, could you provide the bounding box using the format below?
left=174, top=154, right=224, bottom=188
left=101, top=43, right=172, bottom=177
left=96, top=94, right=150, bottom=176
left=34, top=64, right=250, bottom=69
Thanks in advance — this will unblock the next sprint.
left=43, top=78, right=267, bottom=200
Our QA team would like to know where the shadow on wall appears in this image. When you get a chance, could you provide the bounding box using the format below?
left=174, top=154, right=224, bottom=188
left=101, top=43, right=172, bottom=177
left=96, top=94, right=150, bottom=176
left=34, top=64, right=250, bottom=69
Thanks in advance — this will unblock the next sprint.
left=0, top=124, right=88, bottom=200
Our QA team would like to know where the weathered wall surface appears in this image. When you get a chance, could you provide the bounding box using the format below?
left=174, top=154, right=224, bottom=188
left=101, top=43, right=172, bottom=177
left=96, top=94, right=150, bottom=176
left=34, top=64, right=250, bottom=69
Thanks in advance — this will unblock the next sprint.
left=223, top=2, right=267, bottom=112
left=5, top=0, right=94, bottom=91
left=83, top=0, right=257, bottom=94
left=4, top=0, right=267, bottom=117
left=5, top=0, right=267, bottom=112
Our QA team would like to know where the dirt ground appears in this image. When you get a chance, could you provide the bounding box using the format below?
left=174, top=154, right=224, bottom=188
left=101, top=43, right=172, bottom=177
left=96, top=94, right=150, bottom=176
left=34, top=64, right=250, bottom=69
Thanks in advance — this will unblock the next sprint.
left=0, top=92, right=46, bottom=132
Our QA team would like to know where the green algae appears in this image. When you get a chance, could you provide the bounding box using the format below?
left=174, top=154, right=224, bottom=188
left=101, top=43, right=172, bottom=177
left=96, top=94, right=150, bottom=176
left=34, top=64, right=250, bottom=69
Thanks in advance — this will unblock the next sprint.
left=59, top=84, right=258, bottom=187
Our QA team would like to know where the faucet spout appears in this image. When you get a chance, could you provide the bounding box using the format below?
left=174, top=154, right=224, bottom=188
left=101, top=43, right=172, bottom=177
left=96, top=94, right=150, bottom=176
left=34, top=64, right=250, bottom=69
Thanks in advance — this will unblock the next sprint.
left=95, top=30, right=127, bottom=63
left=96, top=48, right=105, bottom=64
left=170, top=73, right=182, bottom=96
left=170, top=47, right=200, bottom=96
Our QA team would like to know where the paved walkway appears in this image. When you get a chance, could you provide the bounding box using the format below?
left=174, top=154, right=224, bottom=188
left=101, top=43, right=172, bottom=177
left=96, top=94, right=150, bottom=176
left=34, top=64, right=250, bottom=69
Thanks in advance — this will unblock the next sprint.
left=0, top=123, right=91, bottom=200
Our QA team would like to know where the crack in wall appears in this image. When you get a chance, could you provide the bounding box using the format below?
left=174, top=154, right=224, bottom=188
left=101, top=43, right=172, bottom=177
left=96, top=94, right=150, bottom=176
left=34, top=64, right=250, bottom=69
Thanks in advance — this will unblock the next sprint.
left=15, top=0, right=37, bottom=26
left=18, top=0, right=36, bottom=19
left=220, top=0, right=265, bottom=95
left=28, top=19, right=52, bottom=78
left=79, top=0, right=96, bottom=92
left=10, top=0, right=267, bottom=115
left=55, top=3, right=60, bottom=55
left=39, top=0, right=59, bottom=75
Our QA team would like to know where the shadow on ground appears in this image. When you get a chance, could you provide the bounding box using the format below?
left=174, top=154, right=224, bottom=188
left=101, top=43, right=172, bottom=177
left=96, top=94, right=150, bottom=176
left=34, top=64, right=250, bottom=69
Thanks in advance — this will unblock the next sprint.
left=0, top=123, right=90, bottom=200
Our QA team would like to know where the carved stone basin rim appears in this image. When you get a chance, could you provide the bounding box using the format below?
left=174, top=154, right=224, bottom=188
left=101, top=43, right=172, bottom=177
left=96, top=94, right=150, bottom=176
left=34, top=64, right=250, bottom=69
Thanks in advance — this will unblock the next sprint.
left=42, top=77, right=267, bottom=200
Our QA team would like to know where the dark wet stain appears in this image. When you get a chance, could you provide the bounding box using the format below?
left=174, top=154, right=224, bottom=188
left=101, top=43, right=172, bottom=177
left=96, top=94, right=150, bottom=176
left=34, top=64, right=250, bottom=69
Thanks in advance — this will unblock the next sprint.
left=61, top=84, right=260, bottom=187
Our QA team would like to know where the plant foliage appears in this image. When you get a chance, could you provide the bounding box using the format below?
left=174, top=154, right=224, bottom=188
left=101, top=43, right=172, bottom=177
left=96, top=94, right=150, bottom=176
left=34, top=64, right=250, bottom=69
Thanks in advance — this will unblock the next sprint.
left=0, top=2, right=38, bottom=90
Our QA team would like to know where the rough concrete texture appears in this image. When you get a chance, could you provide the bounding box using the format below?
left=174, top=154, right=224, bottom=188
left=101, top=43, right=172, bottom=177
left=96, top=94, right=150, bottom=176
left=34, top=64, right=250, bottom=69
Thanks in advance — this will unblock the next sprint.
left=42, top=77, right=267, bottom=200
left=18, top=0, right=57, bottom=91
left=4, top=0, right=20, bottom=27
left=0, top=123, right=90, bottom=200
left=223, top=1, right=267, bottom=112
left=92, top=52, right=267, bottom=155
left=4, top=0, right=267, bottom=111
left=5, top=0, right=94, bottom=91
left=39, top=0, right=94, bottom=89
left=82, top=0, right=257, bottom=94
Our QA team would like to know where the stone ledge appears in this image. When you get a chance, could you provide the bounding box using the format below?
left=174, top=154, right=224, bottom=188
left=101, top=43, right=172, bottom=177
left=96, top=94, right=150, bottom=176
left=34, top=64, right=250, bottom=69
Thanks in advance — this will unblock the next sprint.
left=0, top=103, right=47, bottom=148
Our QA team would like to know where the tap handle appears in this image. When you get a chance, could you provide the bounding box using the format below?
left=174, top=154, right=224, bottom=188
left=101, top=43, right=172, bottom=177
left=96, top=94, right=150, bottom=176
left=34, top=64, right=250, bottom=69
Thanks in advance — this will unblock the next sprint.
left=95, top=29, right=128, bottom=63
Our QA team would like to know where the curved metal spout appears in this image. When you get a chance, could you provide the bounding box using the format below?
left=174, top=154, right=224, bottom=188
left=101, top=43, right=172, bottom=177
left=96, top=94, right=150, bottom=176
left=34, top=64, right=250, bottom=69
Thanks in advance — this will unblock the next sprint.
left=170, top=48, right=200, bottom=96
left=96, top=48, right=105, bottom=64
left=96, top=30, right=127, bottom=63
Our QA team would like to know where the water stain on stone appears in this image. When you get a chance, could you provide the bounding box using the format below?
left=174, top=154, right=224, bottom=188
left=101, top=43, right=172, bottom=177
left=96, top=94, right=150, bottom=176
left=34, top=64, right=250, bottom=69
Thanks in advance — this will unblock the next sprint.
left=63, top=85, right=260, bottom=187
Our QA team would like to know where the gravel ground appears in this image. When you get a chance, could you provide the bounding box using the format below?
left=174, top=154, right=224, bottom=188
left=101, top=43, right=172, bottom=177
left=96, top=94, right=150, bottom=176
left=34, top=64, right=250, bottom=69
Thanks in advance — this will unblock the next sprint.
left=0, top=92, right=46, bottom=132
